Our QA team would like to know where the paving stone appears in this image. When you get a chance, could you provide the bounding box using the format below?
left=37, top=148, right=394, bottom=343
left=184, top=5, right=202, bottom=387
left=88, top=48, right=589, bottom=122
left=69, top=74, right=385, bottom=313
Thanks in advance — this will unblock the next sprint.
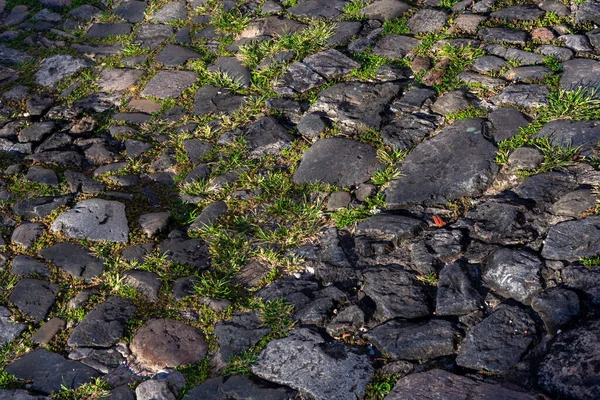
left=67, top=297, right=136, bottom=348
left=40, top=242, right=105, bottom=280
left=0, top=389, right=49, bottom=399
left=491, top=5, right=545, bottom=20
left=362, top=266, right=432, bottom=321
left=274, top=62, right=326, bottom=96
left=535, top=119, right=600, bottom=157
left=504, top=66, right=551, bottom=82
left=456, top=305, right=537, bottom=372
left=482, top=248, right=543, bottom=303
left=252, top=328, right=373, bottom=400
left=113, top=1, right=146, bottom=23
left=288, top=0, right=348, bottom=19
left=385, top=369, right=538, bottom=400
left=6, top=349, right=99, bottom=395
left=245, top=116, right=294, bottom=158
left=373, top=34, right=421, bottom=59
left=385, top=118, right=498, bottom=207
left=193, top=85, right=245, bottom=116
left=309, top=81, right=401, bottom=130
left=408, top=9, right=448, bottom=33
left=303, top=49, right=360, bottom=79
left=130, top=318, right=208, bottom=372
left=538, top=44, right=573, bottom=61
left=551, top=188, right=597, bottom=217
left=454, top=200, right=538, bottom=245
left=12, top=195, right=72, bottom=220
left=158, top=238, right=210, bottom=270
left=560, top=58, right=600, bottom=91
left=156, top=44, right=202, bottom=67
left=134, top=24, right=174, bottom=48
left=531, top=288, right=580, bottom=335
left=97, top=68, right=144, bottom=92
left=11, top=222, right=44, bottom=249
left=538, top=318, right=600, bottom=399
left=0, top=306, right=25, bottom=346
left=542, top=215, right=600, bottom=261
left=11, top=255, right=50, bottom=277
left=360, top=0, right=411, bottom=21
left=36, top=55, right=90, bottom=87
left=31, top=317, right=65, bottom=346
left=25, top=166, right=58, bottom=185
left=123, top=270, right=161, bottom=302
left=187, top=375, right=298, bottom=400
left=366, top=319, right=459, bottom=360
left=152, top=1, right=187, bottom=22
left=492, top=84, right=549, bottom=108
left=10, top=278, right=59, bottom=322
left=142, top=70, right=197, bottom=99
left=189, top=200, right=228, bottom=230
left=381, top=114, right=436, bottom=151
left=208, top=56, right=251, bottom=87
left=479, top=27, right=528, bottom=44
left=214, top=313, right=271, bottom=365
left=64, top=170, right=105, bottom=194
left=488, top=107, right=530, bottom=142
left=51, top=198, right=129, bottom=243
left=458, top=71, right=505, bottom=89
left=436, top=262, right=484, bottom=316
left=293, top=138, right=382, bottom=187
left=559, top=34, right=593, bottom=52
left=86, top=23, right=132, bottom=38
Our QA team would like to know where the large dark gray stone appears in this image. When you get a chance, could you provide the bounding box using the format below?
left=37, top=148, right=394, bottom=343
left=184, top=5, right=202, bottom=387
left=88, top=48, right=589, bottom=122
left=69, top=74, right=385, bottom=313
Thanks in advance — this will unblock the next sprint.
left=385, top=119, right=498, bottom=208
left=158, top=238, right=210, bottom=270
left=40, top=242, right=105, bottom=280
left=10, top=279, right=58, bottom=323
left=251, top=328, right=373, bottom=400
left=309, top=82, right=401, bottom=130
left=482, top=248, right=543, bottom=303
left=51, top=198, right=129, bottom=243
left=456, top=305, right=537, bottom=372
left=385, top=369, right=538, bottom=400
left=366, top=319, right=458, bottom=360
left=436, top=262, right=484, bottom=316
left=542, top=216, right=600, bottom=261
left=537, top=318, right=600, bottom=400
left=535, top=119, right=600, bottom=157
left=36, top=55, right=91, bottom=87
left=293, top=138, right=383, bottom=188
left=67, top=297, right=137, bottom=348
left=6, top=349, right=99, bottom=395
left=362, top=266, right=432, bottom=321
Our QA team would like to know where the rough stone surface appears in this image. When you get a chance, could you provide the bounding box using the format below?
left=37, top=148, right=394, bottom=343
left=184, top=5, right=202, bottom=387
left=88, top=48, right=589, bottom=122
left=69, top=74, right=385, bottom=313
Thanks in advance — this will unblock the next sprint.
left=366, top=319, right=458, bottom=360
left=130, top=318, right=208, bottom=372
left=35, top=55, right=90, bottom=87
left=67, top=297, right=136, bottom=348
left=6, top=350, right=99, bottom=395
left=385, top=119, right=498, bottom=207
left=385, top=369, right=538, bottom=400
left=542, top=216, right=600, bottom=261
left=456, top=305, right=537, bottom=372
left=537, top=319, right=600, bottom=400
left=40, top=242, right=105, bottom=280
left=10, top=279, right=59, bottom=322
left=362, top=266, right=431, bottom=321
left=293, top=138, right=383, bottom=187
left=252, top=328, right=373, bottom=400
left=51, top=199, right=129, bottom=243
left=482, top=248, right=543, bottom=303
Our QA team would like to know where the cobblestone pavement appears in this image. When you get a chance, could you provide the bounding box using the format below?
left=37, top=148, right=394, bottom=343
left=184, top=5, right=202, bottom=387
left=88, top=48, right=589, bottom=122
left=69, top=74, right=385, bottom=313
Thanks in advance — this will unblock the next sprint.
left=1, top=0, right=600, bottom=399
